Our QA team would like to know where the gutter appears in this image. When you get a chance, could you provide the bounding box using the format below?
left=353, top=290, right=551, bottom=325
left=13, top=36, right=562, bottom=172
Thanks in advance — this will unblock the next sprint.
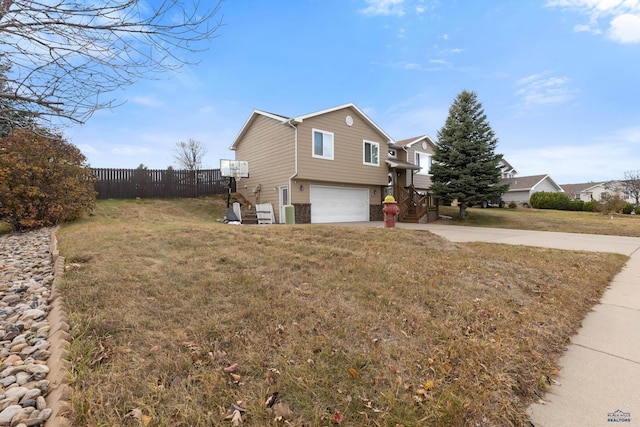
left=285, top=119, right=298, bottom=205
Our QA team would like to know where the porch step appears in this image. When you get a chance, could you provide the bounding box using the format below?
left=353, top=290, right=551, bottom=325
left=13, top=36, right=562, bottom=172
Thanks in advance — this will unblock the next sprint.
left=402, top=212, right=419, bottom=223
left=241, top=210, right=273, bottom=225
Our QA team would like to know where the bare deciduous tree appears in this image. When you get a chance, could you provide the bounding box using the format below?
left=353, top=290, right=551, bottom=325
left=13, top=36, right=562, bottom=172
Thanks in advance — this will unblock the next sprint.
left=621, top=170, right=640, bottom=205
left=0, top=0, right=223, bottom=127
left=174, top=138, right=207, bottom=171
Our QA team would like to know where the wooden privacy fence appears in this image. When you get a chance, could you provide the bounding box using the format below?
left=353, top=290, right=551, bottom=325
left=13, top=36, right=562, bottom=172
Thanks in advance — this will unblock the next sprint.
left=92, top=168, right=234, bottom=199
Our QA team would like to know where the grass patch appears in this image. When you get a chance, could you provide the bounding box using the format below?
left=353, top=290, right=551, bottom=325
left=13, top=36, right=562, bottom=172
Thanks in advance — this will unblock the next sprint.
left=57, top=197, right=627, bottom=426
left=0, top=221, right=12, bottom=236
left=439, top=205, right=640, bottom=237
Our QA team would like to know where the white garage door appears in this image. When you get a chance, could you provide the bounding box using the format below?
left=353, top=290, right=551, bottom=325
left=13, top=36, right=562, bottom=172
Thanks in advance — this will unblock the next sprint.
left=310, top=186, right=369, bottom=223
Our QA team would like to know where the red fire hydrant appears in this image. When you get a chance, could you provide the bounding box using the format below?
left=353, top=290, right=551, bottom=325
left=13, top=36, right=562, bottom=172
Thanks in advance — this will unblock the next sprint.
left=382, top=194, right=400, bottom=228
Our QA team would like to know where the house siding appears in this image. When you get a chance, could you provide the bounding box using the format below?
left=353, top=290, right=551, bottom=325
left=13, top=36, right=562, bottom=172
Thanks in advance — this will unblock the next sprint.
left=405, top=143, right=434, bottom=190
left=502, top=190, right=531, bottom=204
left=233, top=114, right=295, bottom=221
left=295, top=107, right=390, bottom=189
left=534, top=179, right=560, bottom=193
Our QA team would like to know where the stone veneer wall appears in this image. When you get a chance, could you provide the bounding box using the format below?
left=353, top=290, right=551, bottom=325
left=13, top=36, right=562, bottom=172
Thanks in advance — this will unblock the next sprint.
left=292, top=203, right=311, bottom=224
left=370, top=204, right=383, bottom=221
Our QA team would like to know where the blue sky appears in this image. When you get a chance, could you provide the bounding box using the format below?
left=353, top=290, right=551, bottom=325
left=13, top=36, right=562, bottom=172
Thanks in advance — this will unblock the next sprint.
left=67, top=0, right=640, bottom=184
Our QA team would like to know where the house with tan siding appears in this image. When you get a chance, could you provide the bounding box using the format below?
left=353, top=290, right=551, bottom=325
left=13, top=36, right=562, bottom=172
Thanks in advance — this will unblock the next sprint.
left=229, top=104, right=438, bottom=224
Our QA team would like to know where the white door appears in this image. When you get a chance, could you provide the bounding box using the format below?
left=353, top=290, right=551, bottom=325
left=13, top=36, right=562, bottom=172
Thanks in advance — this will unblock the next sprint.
left=279, top=186, right=288, bottom=224
left=310, top=186, right=369, bottom=223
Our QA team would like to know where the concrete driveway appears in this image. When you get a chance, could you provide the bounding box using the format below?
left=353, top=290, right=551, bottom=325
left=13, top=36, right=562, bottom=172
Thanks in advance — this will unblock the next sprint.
left=337, top=222, right=640, bottom=426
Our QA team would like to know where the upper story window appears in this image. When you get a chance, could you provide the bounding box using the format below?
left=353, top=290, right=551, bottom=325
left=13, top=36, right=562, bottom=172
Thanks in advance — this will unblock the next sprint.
left=415, top=151, right=432, bottom=175
left=363, top=141, right=379, bottom=166
left=312, top=129, right=334, bottom=160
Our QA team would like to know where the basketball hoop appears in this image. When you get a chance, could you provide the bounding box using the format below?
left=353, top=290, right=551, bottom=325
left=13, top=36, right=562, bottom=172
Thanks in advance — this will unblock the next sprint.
left=220, top=159, right=249, bottom=209
left=230, top=167, right=241, bottom=183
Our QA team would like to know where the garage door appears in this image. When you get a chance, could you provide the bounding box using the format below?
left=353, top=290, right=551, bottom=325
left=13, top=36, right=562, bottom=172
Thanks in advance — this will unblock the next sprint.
left=310, top=186, right=369, bottom=223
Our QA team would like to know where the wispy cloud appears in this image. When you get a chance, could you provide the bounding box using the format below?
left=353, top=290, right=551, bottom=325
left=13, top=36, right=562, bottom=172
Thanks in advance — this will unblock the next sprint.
left=131, top=96, right=165, bottom=108
left=546, top=0, right=640, bottom=43
left=506, top=127, right=640, bottom=183
left=111, top=145, right=152, bottom=156
left=360, top=0, right=406, bottom=17
left=515, top=73, right=578, bottom=108
left=375, top=60, right=448, bottom=72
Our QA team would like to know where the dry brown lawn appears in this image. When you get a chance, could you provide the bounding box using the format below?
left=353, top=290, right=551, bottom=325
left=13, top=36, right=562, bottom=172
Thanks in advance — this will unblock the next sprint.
left=439, top=205, right=640, bottom=237
left=57, top=197, right=628, bottom=426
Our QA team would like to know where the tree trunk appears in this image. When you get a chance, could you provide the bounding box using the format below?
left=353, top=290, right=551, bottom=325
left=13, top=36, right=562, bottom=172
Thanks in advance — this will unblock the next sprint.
left=0, top=0, right=13, bottom=20
left=459, top=202, right=467, bottom=220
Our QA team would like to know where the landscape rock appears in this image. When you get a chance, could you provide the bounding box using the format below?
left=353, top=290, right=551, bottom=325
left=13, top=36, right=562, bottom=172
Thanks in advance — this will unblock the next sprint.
left=0, top=229, right=57, bottom=427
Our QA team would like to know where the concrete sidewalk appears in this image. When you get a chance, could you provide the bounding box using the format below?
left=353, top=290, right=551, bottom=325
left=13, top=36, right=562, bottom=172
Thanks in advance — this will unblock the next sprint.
left=341, top=222, right=640, bottom=426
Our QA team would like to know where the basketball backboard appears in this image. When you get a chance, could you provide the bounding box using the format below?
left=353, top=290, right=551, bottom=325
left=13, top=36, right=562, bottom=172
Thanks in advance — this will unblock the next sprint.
left=220, top=159, right=249, bottom=178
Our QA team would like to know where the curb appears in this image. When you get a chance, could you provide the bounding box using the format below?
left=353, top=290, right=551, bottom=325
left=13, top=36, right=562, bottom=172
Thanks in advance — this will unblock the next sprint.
left=44, top=229, right=73, bottom=427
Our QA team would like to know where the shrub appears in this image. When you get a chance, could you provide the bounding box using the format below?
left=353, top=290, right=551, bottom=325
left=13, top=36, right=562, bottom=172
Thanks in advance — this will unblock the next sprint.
left=529, top=191, right=570, bottom=210
left=0, top=129, right=96, bottom=230
left=508, top=201, right=517, bottom=209
left=622, top=203, right=634, bottom=214
left=567, top=199, right=585, bottom=211
left=583, top=201, right=596, bottom=212
left=598, top=193, right=626, bottom=215
left=636, top=205, right=640, bottom=215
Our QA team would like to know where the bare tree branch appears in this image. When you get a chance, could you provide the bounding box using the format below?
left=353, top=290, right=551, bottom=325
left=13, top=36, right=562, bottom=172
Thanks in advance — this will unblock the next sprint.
left=0, top=0, right=223, bottom=126
left=174, top=138, right=207, bottom=171
left=621, top=170, right=640, bottom=205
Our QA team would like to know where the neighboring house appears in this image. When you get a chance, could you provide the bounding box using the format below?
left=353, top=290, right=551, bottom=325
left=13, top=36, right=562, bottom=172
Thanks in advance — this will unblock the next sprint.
left=499, top=174, right=563, bottom=205
left=498, top=159, right=517, bottom=179
left=561, top=182, right=603, bottom=201
left=229, top=103, right=438, bottom=224
left=562, top=181, right=635, bottom=203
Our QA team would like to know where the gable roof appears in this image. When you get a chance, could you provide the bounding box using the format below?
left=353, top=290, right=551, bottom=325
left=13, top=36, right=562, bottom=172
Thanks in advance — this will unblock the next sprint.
left=498, top=159, right=517, bottom=175
left=499, top=174, right=563, bottom=192
left=229, top=103, right=394, bottom=150
left=395, top=134, right=437, bottom=149
left=292, top=103, right=393, bottom=143
left=229, top=109, right=290, bottom=150
left=561, top=182, right=605, bottom=197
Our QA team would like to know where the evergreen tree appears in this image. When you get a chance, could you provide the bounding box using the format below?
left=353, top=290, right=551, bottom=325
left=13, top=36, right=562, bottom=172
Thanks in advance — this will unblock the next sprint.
left=431, top=90, right=509, bottom=219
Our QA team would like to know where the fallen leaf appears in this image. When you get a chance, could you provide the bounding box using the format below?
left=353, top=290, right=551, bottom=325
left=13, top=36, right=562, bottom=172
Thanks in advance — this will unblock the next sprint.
left=391, top=365, right=397, bottom=375
left=126, top=408, right=143, bottom=419
left=265, top=392, right=278, bottom=408
left=333, top=411, right=343, bottom=424
left=223, top=363, right=239, bottom=373
left=348, top=368, right=359, bottom=379
left=424, top=380, right=434, bottom=390
left=231, top=409, right=242, bottom=426
left=230, top=373, right=241, bottom=382
left=141, top=415, right=152, bottom=426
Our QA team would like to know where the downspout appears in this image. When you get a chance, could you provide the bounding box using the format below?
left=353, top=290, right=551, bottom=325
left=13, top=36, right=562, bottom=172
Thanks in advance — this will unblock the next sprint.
left=285, top=119, right=298, bottom=206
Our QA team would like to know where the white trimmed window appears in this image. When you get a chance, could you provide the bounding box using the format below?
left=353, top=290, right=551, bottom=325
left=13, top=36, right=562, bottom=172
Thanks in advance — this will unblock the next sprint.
left=415, top=151, right=432, bottom=175
left=363, top=141, right=379, bottom=166
left=312, top=129, right=334, bottom=160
